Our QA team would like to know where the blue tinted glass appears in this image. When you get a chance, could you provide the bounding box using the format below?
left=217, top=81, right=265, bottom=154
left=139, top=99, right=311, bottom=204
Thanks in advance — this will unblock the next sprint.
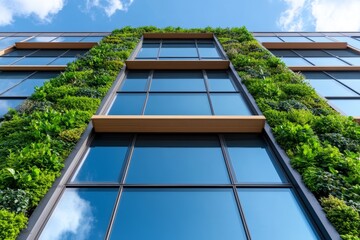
left=13, top=57, right=55, bottom=65
left=333, top=37, right=360, bottom=50
left=51, top=36, right=84, bottom=42
left=28, top=71, right=59, bottom=80
left=136, top=43, right=159, bottom=59
left=2, top=79, right=47, bottom=96
left=108, top=93, right=145, bottom=115
left=145, top=93, right=211, bottom=115
left=305, top=57, right=349, bottom=66
left=280, top=37, right=312, bottom=42
left=29, top=49, right=67, bottom=57
left=211, top=93, right=252, bottom=115
left=63, top=50, right=87, bottom=57
left=225, top=135, right=285, bottom=183
left=80, top=36, right=104, bottom=42
left=329, top=99, right=360, bottom=116
left=4, top=50, right=36, bottom=57
left=338, top=79, right=360, bottom=93
left=72, top=134, right=131, bottom=182
left=341, top=57, right=360, bottom=66
left=0, top=79, right=23, bottom=94
left=49, top=57, right=77, bottom=65
left=308, top=79, right=358, bottom=97
left=0, top=37, right=27, bottom=50
left=160, top=42, right=198, bottom=58
left=110, top=188, right=246, bottom=240
left=120, top=71, right=149, bottom=91
left=126, top=135, right=229, bottom=184
left=207, top=71, right=237, bottom=92
left=281, top=57, right=312, bottom=66
left=198, top=43, right=221, bottom=58
left=0, top=99, right=24, bottom=117
left=0, top=57, right=21, bottom=65
left=307, top=37, right=333, bottom=42
left=39, top=188, right=117, bottom=240
left=255, top=37, right=282, bottom=42
left=0, top=72, right=33, bottom=93
left=151, top=71, right=205, bottom=92
left=26, top=36, right=56, bottom=42
left=238, top=189, right=319, bottom=240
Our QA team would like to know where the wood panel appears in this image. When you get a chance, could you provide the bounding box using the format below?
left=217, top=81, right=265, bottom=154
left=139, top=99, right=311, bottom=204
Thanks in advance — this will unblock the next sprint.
left=0, top=46, right=15, bottom=56
left=262, top=42, right=347, bottom=49
left=92, top=115, right=266, bottom=133
left=143, top=33, right=213, bottom=39
left=15, top=42, right=96, bottom=49
left=125, top=60, right=230, bottom=70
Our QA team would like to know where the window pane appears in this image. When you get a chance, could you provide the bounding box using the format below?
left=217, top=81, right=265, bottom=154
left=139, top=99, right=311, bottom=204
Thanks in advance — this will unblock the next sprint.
left=120, top=71, right=149, bottom=92
left=39, top=188, right=117, bottom=240
left=333, top=37, right=360, bottom=50
left=26, top=36, right=57, bottom=42
left=198, top=43, right=221, bottom=58
left=0, top=99, right=24, bottom=117
left=207, top=71, right=237, bottom=92
left=110, top=188, right=247, bottom=240
left=160, top=42, right=198, bottom=58
left=80, top=36, right=104, bottom=42
left=280, top=37, right=312, bottom=42
left=0, top=57, right=21, bottom=65
left=4, top=49, right=36, bottom=57
left=211, top=93, right=252, bottom=115
left=255, top=37, right=282, bottom=42
left=225, top=135, right=285, bottom=183
left=28, top=71, right=59, bottom=80
left=72, top=134, right=131, bottom=183
left=307, top=37, right=333, bottom=42
left=13, top=57, right=55, bottom=65
left=305, top=57, right=349, bottom=66
left=327, top=49, right=359, bottom=57
left=238, top=189, right=319, bottom=240
left=136, top=43, right=159, bottom=59
left=308, top=79, right=358, bottom=97
left=108, top=93, right=146, bottom=115
left=0, top=72, right=33, bottom=93
left=341, top=57, right=360, bottom=66
left=338, top=79, right=360, bottom=93
left=295, top=50, right=330, bottom=57
left=271, top=50, right=298, bottom=57
left=145, top=93, right=211, bottom=115
left=30, top=49, right=67, bottom=57
left=329, top=99, right=360, bottom=116
left=150, top=71, right=206, bottom=92
left=51, top=36, right=84, bottom=42
left=281, top=57, right=312, bottom=66
left=126, top=135, right=229, bottom=184
left=0, top=37, right=27, bottom=50
left=2, top=79, right=47, bottom=97
left=49, top=57, right=77, bottom=65
left=63, top=50, right=87, bottom=57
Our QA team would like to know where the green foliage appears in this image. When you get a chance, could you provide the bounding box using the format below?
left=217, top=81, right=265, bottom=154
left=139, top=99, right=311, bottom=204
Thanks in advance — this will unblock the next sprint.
left=0, top=209, right=27, bottom=240
left=0, top=188, right=29, bottom=214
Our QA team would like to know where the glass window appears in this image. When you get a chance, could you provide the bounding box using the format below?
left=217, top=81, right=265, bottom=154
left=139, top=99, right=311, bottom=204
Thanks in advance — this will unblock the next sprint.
left=198, top=42, right=221, bottom=58
left=280, top=37, right=312, bottom=42
left=238, top=189, right=319, bottom=240
left=0, top=79, right=23, bottom=94
left=108, top=93, right=146, bottom=115
left=145, top=93, right=211, bottom=115
left=329, top=71, right=360, bottom=79
left=329, top=99, right=360, bottom=116
left=120, top=71, right=149, bottom=92
left=2, top=79, right=47, bottom=96
left=305, top=57, right=349, bottom=66
left=72, top=134, right=131, bottom=183
left=80, top=36, right=104, bottom=42
left=295, top=50, right=330, bottom=57
left=0, top=37, right=27, bottom=50
left=110, top=188, right=247, bottom=240
left=49, top=57, right=77, bottom=65
left=39, top=188, right=118, bottom=240
left=338, top=79, right=360, bottom=93
left=51, top=36, right=84, bottom=42
left=136, top=43, right=159, bottom=59
left=151, top=71, right=206, bottom=92
left=28, top=71, right=59, bottom=80
left=0, top=72, right=33, bottom=93
left=0, top=99, right=24, bottom=117
left=341, top=57, right=360, bottom=66
left=270, top=50, right=298, bottom=57
left=255, top=37, right=282, bottom=42
left=126, top=135, right=229, bottom=184
left=26, top=36, right=57, bottom=42
left=0, top=57, right=21, bottom=65
left=13, top=57, right=56, bottom=66
left=333, top=37, right=360, bottom=50
left=160, top=41, right=198, bottom=58
left=63, top=50, right=87, bottom=57
left=29, top=49, right=67, bottom=57
left=207, top=71, right=237, bottom=92
left=226, top=135, right=285, bottom=183
left=301, top=71, right=330, bottom=79
left=308, top=79, right=358, bottom=97
left=210, top=93, right=252, bottom=115
left=327, top=49, right=359, bottom=57
left=4, top=49, right=36, bottom=57
left=281, top=57, right=312, bottom=66
left=307, top=37, right=333, bottom=42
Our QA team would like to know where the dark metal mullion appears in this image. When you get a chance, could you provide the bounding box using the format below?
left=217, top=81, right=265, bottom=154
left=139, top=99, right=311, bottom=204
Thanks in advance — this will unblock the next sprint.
left=64, top=183, right=292, bottom=188
left=195, top=39, right=201, bottom=60
left=156, top=40, right=162, bottom=60
left=104, top=187, right=123, bottom=240
left=218, top=134, right=252, bottom=240
left=120, top=135, right=137, bottom=184
left=141, top=71, right=153, bottom=115
left=326, top=96, right=360, bottom=100
left=202, top=70, right=215, bottom=115
left=323, top=71, right=360, bottom=95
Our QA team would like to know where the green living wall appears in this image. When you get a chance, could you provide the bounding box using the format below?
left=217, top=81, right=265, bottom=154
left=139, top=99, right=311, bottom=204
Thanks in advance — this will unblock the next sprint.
left=0, top=27, right=358, bottom=239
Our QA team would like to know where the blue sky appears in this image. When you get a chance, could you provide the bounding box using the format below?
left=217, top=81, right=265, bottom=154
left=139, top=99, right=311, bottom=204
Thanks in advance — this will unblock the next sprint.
left=0, top=0, right=359, bottom=32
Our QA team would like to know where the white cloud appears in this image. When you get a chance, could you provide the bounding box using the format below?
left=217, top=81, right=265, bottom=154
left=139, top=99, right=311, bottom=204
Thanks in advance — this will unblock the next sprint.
left=278, top=0, right=360, bottom=31
left=0, top=0, right=65, bottom=26
left=86, top=0, right=134, bottom=17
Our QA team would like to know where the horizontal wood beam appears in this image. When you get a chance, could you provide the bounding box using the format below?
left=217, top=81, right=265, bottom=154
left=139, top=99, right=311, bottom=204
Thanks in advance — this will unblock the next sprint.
left=15, top=42, right=96, bottom=49
left=289, top=66, right=360, bottom=71
left=92, top=115, right=266, bottom=133
left=0, top=46, right=15, bottom=56
left=0, top=66, right=66, bottom=71
left=125, top=60, right=230, bottom=70
left=262, top=42, right=347, bottom=49
left=143, top=33, right=214, bottom=39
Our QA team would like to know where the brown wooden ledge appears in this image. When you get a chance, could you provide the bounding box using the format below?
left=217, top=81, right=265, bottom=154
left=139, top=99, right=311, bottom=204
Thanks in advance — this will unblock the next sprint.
left=92, top=115, right=266, bottom=133
left=262, top=42, right=347, bottom=49
left=125, top=60, right=230, bottom=70
left=15, top=42, right=96, bottom=49
left=143, top=33, right=213, bottom=39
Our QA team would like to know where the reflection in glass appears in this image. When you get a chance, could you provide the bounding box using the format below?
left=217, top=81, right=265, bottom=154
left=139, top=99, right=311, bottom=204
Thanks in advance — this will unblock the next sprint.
left=39, top=188, right=117, bottom=240
left=198, top=43, right=221, bottom=58
left=26, top=37, right=57, bottom=42
left=238, top=188, right=319, bottom=240
left=151, top=71, right=206, bottom=92
left=136, top=43, right=159, bottom=59
left=13, top=57, right=55, bottom=65
left=308, top=79, right=358, bottom=97
left=126, top=135, right=229, bottom=184
left=2, top=79, right=47, bottom=96
left=0, top=99, right=24, bottom=117
left=0, top=37, right=27, bottom=50
left=255, top=37, right=282, bottom=42
left=0, top=79, right=23, bottom=94
left=307, top=37, right=333, bottom=42
left=108, top=93, right=146, bottom=115
left=145, top=93, right=211, bottom=115
left=211, top=93, right=252, bottom=115
left=120, top=71, right=149, bottom=92
left=51, top=36, right=84, bottom=42
left=49, top=57, right=77, bottom=65
left=305, top=57, right=349, bottom=66
left=341, top=57, right=360, bottom=66
left=0, top=57, right=21, bottom=65
left=225, top=135, right=285, bottom=183
left=207, top=71, right=237, bottom=92
left=338, top=79, right=360, bottom=93
left=329, top=99, right=360, bottom=116
left=281, top=57, right=312, bottom=66
left=110, top=188, right=246, bottom=240
left=280, top=36, right=312, bottom=42
left=160, top=42, right=198, bottom=58
left=80, top=37, right=104, bottom=42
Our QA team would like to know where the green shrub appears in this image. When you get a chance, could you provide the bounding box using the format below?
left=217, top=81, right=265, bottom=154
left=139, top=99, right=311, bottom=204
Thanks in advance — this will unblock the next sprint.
left=0, top=188, right=29, bottom=214
left=0, top=209, right=27, bottom=240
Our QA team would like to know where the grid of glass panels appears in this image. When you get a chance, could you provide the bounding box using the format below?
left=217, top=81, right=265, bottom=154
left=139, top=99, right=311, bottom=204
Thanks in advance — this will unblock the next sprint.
left=0, top=71, right=59, bottom=117
left=255, top=36, right=335, bottom=43
left=26, top=36, right=104, bottom=43
left=271, top=49, right=360, bottom=67
left=108, top=70, right=252, bottom=115
left=136, top=40, right=223, bottom=59
left=0, top=49, right=87, bottom=66
left=303, top=71, right=360, bottom=116
left=39, top=133, right=320, bottom=240
left=0, top=36, right=29, bottom=50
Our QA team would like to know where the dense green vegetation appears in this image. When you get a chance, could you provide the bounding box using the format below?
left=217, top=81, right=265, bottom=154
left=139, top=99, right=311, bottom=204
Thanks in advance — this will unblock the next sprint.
left=0, top=26, right=359, bottom=239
